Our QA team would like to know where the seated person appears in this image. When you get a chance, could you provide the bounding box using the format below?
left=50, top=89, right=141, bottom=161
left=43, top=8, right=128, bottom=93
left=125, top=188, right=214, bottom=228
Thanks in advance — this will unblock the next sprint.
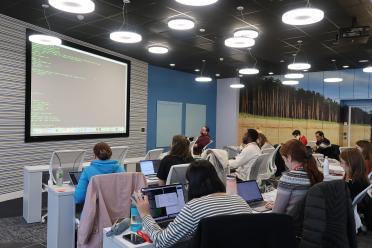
left=193, top=126, right=211, bottom=155
left=292, top=130, right=308, bottom=146
left=74, top=142, right=124, bottom=204
left=340, top=148, right=370, bottom=200
left=134, top=160, right=252, bottom=248
left=266, top=139, right=323, bottom=214
left=229, top=129, right=261, bottom=181
left=355, top=140, right=372, bottom=174
left=257, top=132, right=274, bottom=150
left=314, top=130, right=331, bottom=152
left=157, top=135, right=194, bottom=186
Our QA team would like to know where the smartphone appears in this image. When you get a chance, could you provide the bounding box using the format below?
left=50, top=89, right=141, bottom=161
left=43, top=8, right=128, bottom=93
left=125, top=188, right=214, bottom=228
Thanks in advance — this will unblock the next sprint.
left=123, top=233, right=146, bottom=245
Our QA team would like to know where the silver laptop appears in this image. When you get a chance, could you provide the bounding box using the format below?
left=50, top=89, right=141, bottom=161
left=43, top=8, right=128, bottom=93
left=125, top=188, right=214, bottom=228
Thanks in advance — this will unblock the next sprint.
left=141, top=184, right=185, bottom=227
left=237, top=180, right=270, bottom=212
left=139, top=160, right=158, bottom=178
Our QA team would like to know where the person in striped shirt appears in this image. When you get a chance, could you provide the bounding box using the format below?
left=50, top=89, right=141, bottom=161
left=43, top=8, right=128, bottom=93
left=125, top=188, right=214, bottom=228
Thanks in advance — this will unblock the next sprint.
left=134, top=160, right=252, bottom=248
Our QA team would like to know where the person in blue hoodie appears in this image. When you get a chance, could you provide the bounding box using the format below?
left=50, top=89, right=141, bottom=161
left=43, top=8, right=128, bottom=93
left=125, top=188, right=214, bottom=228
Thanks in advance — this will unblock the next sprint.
left=74, top=142, right=125, bottom=204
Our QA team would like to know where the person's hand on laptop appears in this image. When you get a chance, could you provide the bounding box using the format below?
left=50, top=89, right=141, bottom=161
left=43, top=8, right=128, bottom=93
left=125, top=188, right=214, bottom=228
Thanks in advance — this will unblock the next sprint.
left=265, top=201, right=274, bottom=210
left=134, top=191, right=151, bottom=218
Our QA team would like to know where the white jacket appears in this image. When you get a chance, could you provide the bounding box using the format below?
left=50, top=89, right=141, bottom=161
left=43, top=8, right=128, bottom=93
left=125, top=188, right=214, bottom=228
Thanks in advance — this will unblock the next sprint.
left=229, top=142, right=261, bottom=180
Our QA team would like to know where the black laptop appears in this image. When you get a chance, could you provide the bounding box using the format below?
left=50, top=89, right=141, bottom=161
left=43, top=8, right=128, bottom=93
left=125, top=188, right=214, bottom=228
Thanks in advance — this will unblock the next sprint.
left=237, top=180, right=270, bottom=212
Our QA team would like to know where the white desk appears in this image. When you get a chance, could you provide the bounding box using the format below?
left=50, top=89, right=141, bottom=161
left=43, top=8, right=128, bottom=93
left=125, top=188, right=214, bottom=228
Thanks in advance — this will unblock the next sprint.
left=103, top=228, right=154, bottom=248
left=47, top=184, right=75, bottom=248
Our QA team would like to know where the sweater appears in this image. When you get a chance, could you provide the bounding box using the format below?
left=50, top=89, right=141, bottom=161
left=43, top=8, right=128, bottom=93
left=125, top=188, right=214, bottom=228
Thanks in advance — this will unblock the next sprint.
left=74, top=159, right=124, bottom=204
left=229, top=142, right=261, bottom=180
left=142, top=194, right=252, bottom=248
left=273, top=170, right=311, bottom=214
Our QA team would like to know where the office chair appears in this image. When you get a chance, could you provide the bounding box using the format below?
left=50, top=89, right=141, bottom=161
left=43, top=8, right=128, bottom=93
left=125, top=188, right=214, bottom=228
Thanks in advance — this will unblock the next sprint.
left=42, top=150, right=86, bottom=223
left=202, top=140, right=213, bottom=153
left=262, top=147, right=275, bottom=154
left=192, top=213, right=297, bottom=248
left=166, top=163, right=190, bottom=185
left=352, top=184, right=372, bottom=233
left=110, top=146, right=129, bottom=165
left=248, top=153, right=270, bottom=181
left=144, top=148, right=164, bottom=160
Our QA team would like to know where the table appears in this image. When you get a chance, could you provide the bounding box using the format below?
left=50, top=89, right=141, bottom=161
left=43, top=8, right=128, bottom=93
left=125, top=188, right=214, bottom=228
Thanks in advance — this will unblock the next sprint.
left=47, top=184, right=75, bottom=248
left=103, top=228, right=154, bottom=248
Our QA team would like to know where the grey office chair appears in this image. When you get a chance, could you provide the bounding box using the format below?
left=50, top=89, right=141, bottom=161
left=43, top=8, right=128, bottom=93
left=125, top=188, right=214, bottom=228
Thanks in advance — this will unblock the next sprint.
left=352, top=184, right=372, bottom=233
left=110, top=146, right=129, bottom=165
left=144, top=148, right=164, bottom=160
left=166, top=163, right=190, bottom=185
left=248, top=153, right=270, bottom=181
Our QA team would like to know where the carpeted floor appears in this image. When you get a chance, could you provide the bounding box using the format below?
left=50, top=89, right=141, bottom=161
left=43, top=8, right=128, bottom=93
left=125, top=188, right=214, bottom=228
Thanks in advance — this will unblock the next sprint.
left=1, top=216, right=372, bottom=248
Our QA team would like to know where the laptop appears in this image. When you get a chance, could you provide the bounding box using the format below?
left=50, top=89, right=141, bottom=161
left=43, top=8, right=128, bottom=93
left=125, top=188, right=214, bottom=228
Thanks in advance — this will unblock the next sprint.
left=237, top=180, right=270, bottom=212
left=139, top=160, right=158, bottom=178
left=68, top=171, right=82, bottom=186
left=141, top=184, right=186, bottom=228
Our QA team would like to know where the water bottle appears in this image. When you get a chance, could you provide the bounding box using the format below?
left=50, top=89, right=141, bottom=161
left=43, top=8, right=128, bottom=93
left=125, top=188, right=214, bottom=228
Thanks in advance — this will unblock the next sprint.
left=130, top=204, right=142, bottom=232
left=323, top=156, right=329, bottom=176
left=226, top=175, right=237, bottom=195
left=56, top=166, right=64, bottom=186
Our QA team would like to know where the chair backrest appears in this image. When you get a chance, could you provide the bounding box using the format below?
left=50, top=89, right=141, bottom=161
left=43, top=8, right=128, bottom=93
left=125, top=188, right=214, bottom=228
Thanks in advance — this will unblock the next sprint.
left=110, top=146, right=129, bottom=165
left=166, top=163, right=190, bottom=185
left=191, top=213, right=297, bottom=248
left=258, top=147, right=279, bottom=181
left=202, top=140, right=213, bottom=153
left=202, top=149, right=229, bottom=184
left=262, top=147, right=275, bottom=154
left=352, top=184, right=372, bottom=207
left=190, top=141, right=196, bottom=157
left=49, top=150, right=86, bottom=184
left=144, top=148, right=164, bottom=160
left=248, top=153, right=270, bottom=180
left=339, top=146, right=352, bottom=153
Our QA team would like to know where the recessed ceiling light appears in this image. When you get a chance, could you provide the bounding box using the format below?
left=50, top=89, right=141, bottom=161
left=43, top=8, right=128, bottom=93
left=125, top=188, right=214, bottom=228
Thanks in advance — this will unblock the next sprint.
left=359, top=59, right=369, bottom=63
left=170, top=63, right=175, bottom=67
left=282, top=80, right=299, bottom=85
left=288, top=63, right=311, bottom=70
left=215, top=73, right=220, bottom=77
left=175, top=0, right=218, bottom=6
left=195, top=76, right=212, bottom=82
left=168, top=18, right=195, bottom=30
left=239, top=68, right=259, bottom=75
left=110, top=31, right=142, bottom=43
left=303, top=69, right=308, bottom=72
left=239, top=74, right=243, bottom=77
left=280, top=60, right=285, bottom=63
left=48, top=0, right=95, bottom=14
left=282, top=8, right=324, bottom=26
left=148, top=46, right=169, bottom=54
left=363, top=66, right=372, bottom=73
left=268, top=72, right=274, bottom=75
left=284, top=73, right=304, bottom=79
left=28, top=34, right=62, bottom=46
left=219, top=57, right=224, bottom=61
left=224, top=37, right=255, bottom=48
left=324, top=77, right=343, bottom=83
left=230, top=83, right=245, bottom=88
left=195, top=69, right=200, bottom=72
left=342, top=65, right=349, bottom=68
left=233, top=29, right=259, bottom=39
left=199, top=28, right=205, bottom=32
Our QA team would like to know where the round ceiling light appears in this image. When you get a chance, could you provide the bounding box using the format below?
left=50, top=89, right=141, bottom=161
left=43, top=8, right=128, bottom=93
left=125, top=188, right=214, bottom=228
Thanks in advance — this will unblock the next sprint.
left=233, top=29, right=259, bottom=39
left=224, top=37, right=255, bottom=48
left=282, top=8, right=324, bottom=26
left=48, top=0, right=95, bottom=14
left=288, top=63, right=311, bottom=70
left=284, top=73, right=304, bottom=79
left=148, top=46, right=169, bottom=54
left=239, top=68, right=259, bottom=75
left=110, top=31, right=142, bottom=43
left=268, top=72, right=274, bottom=75
left=230, top=83, right=245, bottom=88
left=324, top=77, right=343, bottom=83
left=282, top=80, right=299, bottom=85
left=363, top=66, right=372, bottom=73
left=342, top=65, right=349, bottom=68
left=168, top=18, right=195, bottom=30
left=28, top=34, right=62, bottom=46
left=195, top=76, right=212, bottom=82
left=175, top=0, right=218, bottom=6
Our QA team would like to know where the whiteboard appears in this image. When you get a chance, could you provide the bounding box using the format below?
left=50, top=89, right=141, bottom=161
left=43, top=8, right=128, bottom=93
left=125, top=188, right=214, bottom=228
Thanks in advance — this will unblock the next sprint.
left=185, top=103, right=207, bottom=138
left=156, top=101, right=183, bottom=147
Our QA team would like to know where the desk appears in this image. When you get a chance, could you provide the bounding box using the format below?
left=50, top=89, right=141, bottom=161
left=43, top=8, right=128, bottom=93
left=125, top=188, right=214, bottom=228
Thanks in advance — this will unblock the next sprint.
left=47, top=184, right=75, bottom=248
left=103, top=229, right=154, bottom=248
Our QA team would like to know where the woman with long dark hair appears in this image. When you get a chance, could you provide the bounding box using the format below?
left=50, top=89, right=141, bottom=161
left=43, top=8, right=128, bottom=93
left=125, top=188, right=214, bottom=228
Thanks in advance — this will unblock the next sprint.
left=266, top=139, right=323, bottom=213
left=135, top=160, right=251, bottom=248
left=356, top=140, right=372, bottom=174
left=157, top=135, right=194, bottom=186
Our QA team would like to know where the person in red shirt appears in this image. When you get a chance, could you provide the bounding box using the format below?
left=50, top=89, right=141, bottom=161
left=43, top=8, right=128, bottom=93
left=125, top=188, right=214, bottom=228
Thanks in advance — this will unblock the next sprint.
left=193, top=126, right=211, bottom=155
left=292, top=130, right=308, bottom=146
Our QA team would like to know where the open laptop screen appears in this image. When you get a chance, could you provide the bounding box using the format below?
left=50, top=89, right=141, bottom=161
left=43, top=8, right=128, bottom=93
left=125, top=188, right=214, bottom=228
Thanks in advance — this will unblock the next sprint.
left=140, top=160, right=156, bottom=176
left=69, top=171, right=82, bottom=185
left=237, top=180, right=264, bottom=203
left=141, top=184, right=185, bottom=222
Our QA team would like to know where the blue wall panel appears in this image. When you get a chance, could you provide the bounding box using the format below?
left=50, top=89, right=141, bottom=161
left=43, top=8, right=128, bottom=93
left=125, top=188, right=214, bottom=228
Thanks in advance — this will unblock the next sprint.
left=147, top=65, right=217, bottom=150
